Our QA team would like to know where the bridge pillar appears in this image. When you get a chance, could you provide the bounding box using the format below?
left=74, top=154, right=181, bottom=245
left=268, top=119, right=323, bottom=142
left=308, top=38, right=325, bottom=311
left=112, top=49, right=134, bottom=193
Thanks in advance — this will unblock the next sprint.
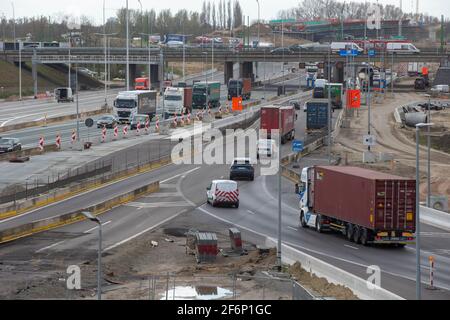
left=224, top=61, right=234, bottom=84
left=128, top=64, right=137, bottom=88
left=239, top=61, right=254, bottom=82
left=32, top=51, right=38, bottom=98
left=150, top=64, right=159, bottom=88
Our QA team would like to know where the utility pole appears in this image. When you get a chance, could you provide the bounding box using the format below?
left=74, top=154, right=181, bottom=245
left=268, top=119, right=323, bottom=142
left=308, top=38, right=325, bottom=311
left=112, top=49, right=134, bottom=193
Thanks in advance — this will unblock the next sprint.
left=126, top=0, right=130, bottom=91
left=256, top=0, right=260, bottom=45
left=11, top=2, right=15, bottom=45
left=277, top=107, right=282, bottom=271
left=327, top=48, right=332, bottom=164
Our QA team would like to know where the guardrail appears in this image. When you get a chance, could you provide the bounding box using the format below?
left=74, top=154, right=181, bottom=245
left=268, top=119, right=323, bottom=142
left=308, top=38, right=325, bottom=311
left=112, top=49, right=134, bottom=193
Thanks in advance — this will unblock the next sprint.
left=420, top=205, right=450, bottom=230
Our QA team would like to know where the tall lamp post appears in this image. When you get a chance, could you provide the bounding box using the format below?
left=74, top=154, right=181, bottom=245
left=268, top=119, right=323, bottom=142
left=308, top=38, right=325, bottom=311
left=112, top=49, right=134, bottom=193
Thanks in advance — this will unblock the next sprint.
left=425, top=94, right=432, bottom=207
left=415, top=122, right=434, bottom=301
left=126, top=0, right=130, bottom=91
left=256, top=0, right=260, bottom=45
left=11, top=2, right=15, bottom=45
left=82, top=211, right=102, bottom=300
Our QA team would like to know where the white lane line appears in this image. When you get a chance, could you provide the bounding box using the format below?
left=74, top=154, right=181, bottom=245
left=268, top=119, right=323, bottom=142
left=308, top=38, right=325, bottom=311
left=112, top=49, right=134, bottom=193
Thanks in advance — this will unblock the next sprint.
left=0, top=112, right=49, bottom=127
left=83, top=220, right=112, bottom=234
left=344, top=244, right=359, bottom=250
left=126, top=201, right=191, bottom=208
left=145, top=192, right=181, bottom=198
left=104, top=209, right=187, bottom=252
left=247, top=210, right=256, bottom=215
left=287, top=226, right=298, bottom=231
left=161, top=167, right=199, bottom=183
left=35, top=240, right=66, bottom=253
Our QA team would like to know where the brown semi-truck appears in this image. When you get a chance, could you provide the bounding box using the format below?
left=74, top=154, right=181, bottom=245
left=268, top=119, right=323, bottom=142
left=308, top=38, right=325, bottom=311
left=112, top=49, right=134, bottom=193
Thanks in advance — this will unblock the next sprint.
left=299, top=166, right=416, bottom=246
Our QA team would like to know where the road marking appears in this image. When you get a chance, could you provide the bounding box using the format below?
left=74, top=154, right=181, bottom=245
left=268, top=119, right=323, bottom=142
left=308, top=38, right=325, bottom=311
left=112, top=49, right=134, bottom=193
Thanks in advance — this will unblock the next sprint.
left=161, top=167, right=200, bottom=183
left=35, top=240, right=66, bottom=253
left=0, top=112, right=49, bottom=127
left=287, top=226, right=298, bottom=231
left=126, top=201, right=191, bottom=208
left=344, top=244, right=359, bottom=250
left=83, top=220, right=112, bottom=234
left=420, top=232, right=450, bottom=238
left=104, top=209, right=187, bottom=252
left=145, top=192, right=181, bottom=198
left=247, top=210, right=256, bottom=215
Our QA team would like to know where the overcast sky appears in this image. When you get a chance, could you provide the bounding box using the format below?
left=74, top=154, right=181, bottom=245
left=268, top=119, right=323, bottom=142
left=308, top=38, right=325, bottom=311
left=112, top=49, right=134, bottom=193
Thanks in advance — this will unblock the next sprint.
left=0, top=0, right=448, bottom=25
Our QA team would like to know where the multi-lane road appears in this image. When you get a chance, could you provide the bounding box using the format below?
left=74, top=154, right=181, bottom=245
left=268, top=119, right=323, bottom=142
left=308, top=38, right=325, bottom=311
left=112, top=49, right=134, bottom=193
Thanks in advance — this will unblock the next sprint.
left=1, top=89, right=449, bottom=300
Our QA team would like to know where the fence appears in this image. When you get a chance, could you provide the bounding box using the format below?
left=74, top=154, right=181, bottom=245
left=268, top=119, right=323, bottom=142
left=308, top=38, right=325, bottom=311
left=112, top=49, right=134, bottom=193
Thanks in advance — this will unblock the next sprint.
left=0, top=139, right=179, bottom=206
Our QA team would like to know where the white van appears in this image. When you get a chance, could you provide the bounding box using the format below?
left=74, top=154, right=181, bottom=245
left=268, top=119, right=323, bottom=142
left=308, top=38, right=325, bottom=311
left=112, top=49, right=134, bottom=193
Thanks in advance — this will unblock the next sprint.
left=386, top=42, right=420, bottom=54
left=330, top=42, right=364, bottom=53
left=257, top=139, right=276, bottom=158
left=206, top=180, right=239, bottom=208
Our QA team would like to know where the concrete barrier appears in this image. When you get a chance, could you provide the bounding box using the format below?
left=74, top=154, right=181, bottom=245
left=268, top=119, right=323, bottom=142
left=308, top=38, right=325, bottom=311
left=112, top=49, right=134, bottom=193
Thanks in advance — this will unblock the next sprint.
left=265, top=238, right=404, bottom=300
left=0, top=107, right=112, bottom=134
left=420, top=205, right=450, bottom=231
left=0, top=181, right=160, bottom=244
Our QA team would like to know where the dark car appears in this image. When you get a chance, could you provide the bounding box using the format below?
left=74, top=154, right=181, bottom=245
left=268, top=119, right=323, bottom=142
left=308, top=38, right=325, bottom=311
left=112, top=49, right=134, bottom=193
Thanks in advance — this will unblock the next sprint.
left=130, top=114, right=150, bottom=130
left=96, top=115, right=118, bottom=128
left=230, top=163, right=254, bottom=181
left=270, top=47, right=293, bottom=55
left=0, top=137, right=22, bottom=154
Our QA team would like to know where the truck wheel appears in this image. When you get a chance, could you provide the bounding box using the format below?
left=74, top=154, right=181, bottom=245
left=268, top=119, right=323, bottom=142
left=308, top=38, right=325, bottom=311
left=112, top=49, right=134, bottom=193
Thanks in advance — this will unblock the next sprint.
left=360, top=228, right=369, bottom=246
left=315, top=215, right=323, bottom=233
left=346, top=224, right=354, bottom=242
left=353, top=226, right=361, bottom=244
left=300, top=212, right=308, bottom=228
left=234, top=201, right=239, bottom=209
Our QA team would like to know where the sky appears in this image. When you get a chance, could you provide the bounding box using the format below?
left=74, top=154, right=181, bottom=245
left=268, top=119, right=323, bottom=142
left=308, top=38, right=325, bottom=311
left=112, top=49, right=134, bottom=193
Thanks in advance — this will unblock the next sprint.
left=0, top=0, right=449, bottom=25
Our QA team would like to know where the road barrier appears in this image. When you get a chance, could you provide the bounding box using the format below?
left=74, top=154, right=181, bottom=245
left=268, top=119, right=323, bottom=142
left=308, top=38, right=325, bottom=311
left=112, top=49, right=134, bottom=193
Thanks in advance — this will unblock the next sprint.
left=0, top=107, right=112, bottom=134
left=420, top=205, right=450, bottom=230
left=265, top=237, right=404, bottom=300
left=0, top=181, right=160, bottom=244
left=0, top=143, right=58, bottom=162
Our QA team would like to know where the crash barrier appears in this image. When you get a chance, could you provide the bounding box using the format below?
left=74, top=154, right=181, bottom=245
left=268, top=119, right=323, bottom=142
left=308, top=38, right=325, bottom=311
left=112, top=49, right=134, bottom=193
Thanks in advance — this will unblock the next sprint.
left=420, top=205, right=450, bottom=231
left=0, top=155, right=170, bottom=220
left=0, top=144, right=58, bottom=162
left=0, top=181, right=159, bottom=244
left=265, top=238, right=404, bottom=300
left=0, top=107, right=112, bottom=134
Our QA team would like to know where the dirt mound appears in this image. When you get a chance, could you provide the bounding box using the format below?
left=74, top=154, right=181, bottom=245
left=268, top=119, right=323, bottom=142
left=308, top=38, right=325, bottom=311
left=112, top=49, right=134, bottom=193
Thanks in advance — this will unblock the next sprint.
left=288, top=262, right=358, bottom=300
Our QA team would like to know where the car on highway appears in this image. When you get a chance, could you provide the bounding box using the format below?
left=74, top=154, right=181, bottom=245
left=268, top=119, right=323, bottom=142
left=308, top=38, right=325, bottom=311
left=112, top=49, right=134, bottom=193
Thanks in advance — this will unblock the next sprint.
left=270, top=47, right=294, bottom=55
left=0, top=137, right=22, bottom=154
left=206, top=180, right=239, bottom=208
left=130, top=114, right=150, bottom=130
left=303, top=102, right=308, bottom=112
left=257, top=139, right=275, bottom=159
left=96, top=115, right=118, bottom=128
left=230, top=162, right=254, bottom=181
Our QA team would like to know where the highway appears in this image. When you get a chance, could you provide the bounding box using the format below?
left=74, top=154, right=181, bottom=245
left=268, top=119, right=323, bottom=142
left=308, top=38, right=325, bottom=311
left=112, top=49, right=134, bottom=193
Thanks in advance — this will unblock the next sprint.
left=4, top=89, right=450, bottom=300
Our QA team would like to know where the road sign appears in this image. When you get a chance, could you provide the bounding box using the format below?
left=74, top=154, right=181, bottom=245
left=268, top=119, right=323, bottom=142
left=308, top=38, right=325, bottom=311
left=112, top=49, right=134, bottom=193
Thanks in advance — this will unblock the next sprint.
left=85, top=118, right=94, bottom=128
left=363, top=135, right=377, bottom=146
left=339, top=49, right=359, bottom=57
left=292, top=140, right=304, bottom=153
left=368, top=49, right=376, bottom=57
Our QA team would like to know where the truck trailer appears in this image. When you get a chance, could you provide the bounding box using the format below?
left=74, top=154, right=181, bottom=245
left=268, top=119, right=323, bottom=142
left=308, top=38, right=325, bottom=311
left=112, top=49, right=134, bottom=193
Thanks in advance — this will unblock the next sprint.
left=260, top=106, right=295, bottom=144
left=192, top=81, right=221, bottom=109
left=163, top=86, right=193, bottom=116
left=299, top=166, right=416, bottom=246
left=306, top=99, right=329, bottom=133
left=113, top=90, right=157, bottom=124
left=227, top=78, right=251, bottom=100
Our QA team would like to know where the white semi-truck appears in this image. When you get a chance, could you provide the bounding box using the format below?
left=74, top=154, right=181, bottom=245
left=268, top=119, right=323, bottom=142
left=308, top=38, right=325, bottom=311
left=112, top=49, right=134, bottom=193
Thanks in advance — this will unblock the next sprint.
left=113, top=90, right=157, bottom=124
left=163, top=86, right=193, bottom=117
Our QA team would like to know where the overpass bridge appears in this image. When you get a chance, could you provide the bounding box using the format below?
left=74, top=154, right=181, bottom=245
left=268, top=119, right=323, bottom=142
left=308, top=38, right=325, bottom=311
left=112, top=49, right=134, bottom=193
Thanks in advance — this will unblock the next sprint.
left=2, top=47, right=448, bottom=96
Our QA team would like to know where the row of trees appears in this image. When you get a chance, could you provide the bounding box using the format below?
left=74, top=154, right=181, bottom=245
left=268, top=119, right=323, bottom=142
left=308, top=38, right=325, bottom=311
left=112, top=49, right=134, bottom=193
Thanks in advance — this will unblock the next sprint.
left=277, top=0, right=439, bottom=24
left=0, top=0, right=246, bottom=44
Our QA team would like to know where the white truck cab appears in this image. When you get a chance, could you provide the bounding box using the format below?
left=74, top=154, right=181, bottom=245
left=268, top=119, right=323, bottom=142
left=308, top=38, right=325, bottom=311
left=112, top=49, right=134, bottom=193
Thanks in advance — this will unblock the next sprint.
left=299, top=167, right=320, bottom=229
left=164, top=87, right=185, bottom=116
left=206, top=180, right=239, bottom=208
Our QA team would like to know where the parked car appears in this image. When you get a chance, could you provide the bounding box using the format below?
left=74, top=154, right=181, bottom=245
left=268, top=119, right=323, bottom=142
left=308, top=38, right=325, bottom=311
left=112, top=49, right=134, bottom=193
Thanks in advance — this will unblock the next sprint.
left=206, top=180, right=239, bottom=208
left=230, top=162, right=254, bottom=181
left=0, top=137, right=22, bottom=154
left=96, top=115, right=118, bottom=128
left=270, top=47, right=293, bottom=55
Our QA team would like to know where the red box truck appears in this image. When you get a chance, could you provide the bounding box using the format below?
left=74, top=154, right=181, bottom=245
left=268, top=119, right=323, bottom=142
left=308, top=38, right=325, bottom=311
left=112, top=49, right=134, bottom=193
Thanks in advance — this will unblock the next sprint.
left=299, top=166, right=416, bottom=246
left=260, top=106, right=295, bottom=144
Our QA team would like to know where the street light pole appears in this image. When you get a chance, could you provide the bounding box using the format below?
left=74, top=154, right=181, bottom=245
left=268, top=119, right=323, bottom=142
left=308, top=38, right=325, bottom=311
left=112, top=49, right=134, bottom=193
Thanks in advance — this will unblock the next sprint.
left=256, top=0, right=260, bottom=45
left=11, top=2, right=15, bottom=45
left=426, top=95, right=431, bottom=207
left=327, top=48, right=332, bottom=164
left=277, top=107, right=282, bottom=271
left=75, top=64, right=80, bottom=141
left=18, top=39, right=21, bottom=100
left=126, top=0, right=130, bottom=91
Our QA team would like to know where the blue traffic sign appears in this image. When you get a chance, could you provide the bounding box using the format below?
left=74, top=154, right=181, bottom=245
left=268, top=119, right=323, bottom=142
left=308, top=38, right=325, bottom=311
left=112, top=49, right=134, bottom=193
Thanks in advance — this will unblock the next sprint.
left=368, top=49, right=376, bottom=57
left=339, top=49, right=360, bottom=57
left=292, top=140, right=304, bottom=153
